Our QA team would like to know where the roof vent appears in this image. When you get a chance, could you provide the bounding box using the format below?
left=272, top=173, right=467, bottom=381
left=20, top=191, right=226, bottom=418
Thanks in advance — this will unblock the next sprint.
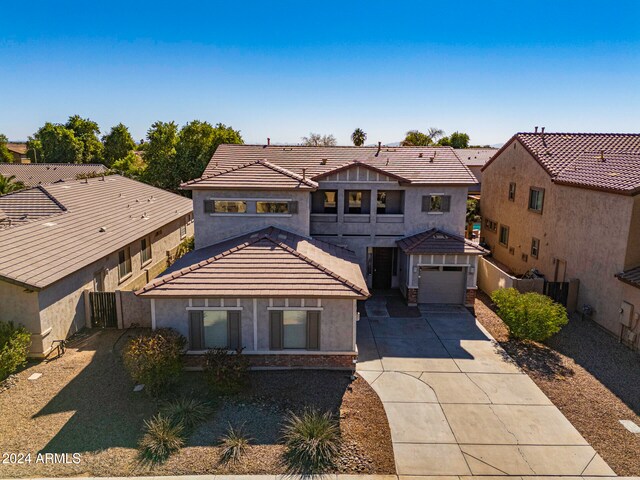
left=600, top=150, right=605, bottom=162
left=419, top=152, right=423, bottom=158
left=541, top=127, right=545, bottom=134
left=376, top=141, right=381, bottom=156
left=321, top=158, right=327, bottom=165
left=267, top=137, right=271, bottom=146
left=534, top=126, right=539, bottom=133
left=99, top=226, right=107, bottom=232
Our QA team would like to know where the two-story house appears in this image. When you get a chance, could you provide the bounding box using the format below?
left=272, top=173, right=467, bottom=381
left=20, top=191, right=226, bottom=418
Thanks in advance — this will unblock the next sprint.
left=481, top=132, right=640, bottom=345
left=137, top=144, right=484, bottom=368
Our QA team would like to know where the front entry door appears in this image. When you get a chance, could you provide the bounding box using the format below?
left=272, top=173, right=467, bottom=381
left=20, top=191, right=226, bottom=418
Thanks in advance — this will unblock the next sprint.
left=372, top=248, right=393, bottom=289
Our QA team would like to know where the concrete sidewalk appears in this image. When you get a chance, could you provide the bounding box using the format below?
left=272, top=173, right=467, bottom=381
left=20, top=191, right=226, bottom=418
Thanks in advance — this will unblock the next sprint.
left=356, top=300, right=616, bottom=477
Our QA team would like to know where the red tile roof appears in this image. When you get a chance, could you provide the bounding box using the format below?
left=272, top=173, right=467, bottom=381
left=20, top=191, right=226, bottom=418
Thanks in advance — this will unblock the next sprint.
left=397, top=228, right=488, bottom=255
left=182, top=159, right=318, bottom=190
left=484, top=133, right=640, bottom=194
left=183, top=144, right=477, bottom=189
left=137, top=226, right=369, bottom=298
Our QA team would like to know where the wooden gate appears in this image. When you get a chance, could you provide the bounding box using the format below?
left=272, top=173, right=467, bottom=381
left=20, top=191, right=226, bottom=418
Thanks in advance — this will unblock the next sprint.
left=544, top=281, right=569, bottom=306
left=89, top=291, right=118, bottom=328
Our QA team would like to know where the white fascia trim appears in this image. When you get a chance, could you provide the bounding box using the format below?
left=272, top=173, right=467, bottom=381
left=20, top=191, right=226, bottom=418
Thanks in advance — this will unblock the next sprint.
left=209, top=213, right=292, bottom=217
left=186, top=306, right=243, bottom=311
left=185, top=350, right=356, bottom=356
left=207, top=197, right=293, bottom=202
left=266, top=306, right=324, bottom=311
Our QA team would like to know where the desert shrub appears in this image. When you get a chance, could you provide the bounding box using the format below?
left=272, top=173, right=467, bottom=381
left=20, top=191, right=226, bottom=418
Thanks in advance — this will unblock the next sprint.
left=123, top=328, right=186, bottom=395
left=204, top=348, right=250, bottom=394
left=0, top=321, right=31, bottom=380
left=282, top=408, right=341, bottom=474
left=159, top=397, right=211, bottom=432
left=491, top=288, right=569, bottom=341
left=139, top=414, right=185, bottom=462
left=219, top=423, right=252, bottom=464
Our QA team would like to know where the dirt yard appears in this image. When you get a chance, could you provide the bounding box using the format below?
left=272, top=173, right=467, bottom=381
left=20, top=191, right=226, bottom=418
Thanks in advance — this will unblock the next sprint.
left=0, top=329, right=395, bottom=478
left=475, top=291, right=640, bottom=476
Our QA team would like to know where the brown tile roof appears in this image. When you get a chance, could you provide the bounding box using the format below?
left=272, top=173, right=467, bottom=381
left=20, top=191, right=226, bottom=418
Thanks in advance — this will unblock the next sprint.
left=454, top=148, right=497, bottom=166
left=311, top=160, right=412, bottom=183
left=6, top=143, right=27, bottom=155
left=183, top=144, right=477, bottom=189
left=0, top=186, right=67, bottom=228
left=616, top=266, right=640, bottom=290
left=0, top=175, right=192, bottom=289
left=0, top=163, right=108, bottom=187
left=397, top=228, right=488, bottom=255
left=484, top=133, right=640, bottom=194
left=137, top=226, right=369, bottom=299
left=182, top=159, right=318, bottom=190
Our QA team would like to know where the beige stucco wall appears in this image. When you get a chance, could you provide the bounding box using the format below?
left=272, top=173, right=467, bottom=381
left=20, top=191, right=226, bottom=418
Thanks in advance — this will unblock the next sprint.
left=481, top=139, right=636, bottom=334
left=2, top=213, right=193, bottom=357
left=152, top=296, right=356, bottom=353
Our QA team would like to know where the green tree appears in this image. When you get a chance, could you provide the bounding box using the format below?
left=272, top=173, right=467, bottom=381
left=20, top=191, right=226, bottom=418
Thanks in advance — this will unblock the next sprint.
left=0, top=134, right=13, bottom=163
left=427, top=127, right=445, bottom=142
left=401, top=130, right=432, bottom=146
left=142, top=121, right=179, bottom=189
left=439, top=131, right=470, bottom=148
left=466, top=198, right=481, bottom=239
left=65, top=115, right=104, bottom=163
left=102, top=123, right=136, bottom=166
left=174, top=121, right=243, bottom=184
left=27, top=123, right=83, bottom=163
left=111, top=151, right=147, bottom=179
left=0, top=174, right=25, bottom=195
left=301, top=133, right=337, bottom=146
left=351, top=128, right=367, bottom=147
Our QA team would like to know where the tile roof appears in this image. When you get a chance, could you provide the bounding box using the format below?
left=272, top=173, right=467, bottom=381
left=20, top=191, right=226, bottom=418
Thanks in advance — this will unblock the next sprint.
left=397, top=228, right=489, bottom=255
left=0, top=186, right=67, bottom=228
left=183, top=144, right=477, bottom=189
left=0, top=163, right=108, bottom=187
left=0, top=175, right=192, bottom=289
left=485, top=133, right=640, bottom=194
left=616, top=266, right=640, bottom=290
left=137, top=226, right=369, bottom=299
left=6, top=143, right=27, bottom=155
left=182, top=159, right=318, bottom=190
left=454, top=148, right=497, bottom=166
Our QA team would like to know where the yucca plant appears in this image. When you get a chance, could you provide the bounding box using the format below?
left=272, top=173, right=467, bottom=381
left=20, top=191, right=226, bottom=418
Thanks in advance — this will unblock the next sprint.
left=159, top=397, right=211, bottom=432
left=139, top=414, right=185, bottom=462
left=219, top=423, right=252, bottom=464
left=282, top=408, right=341, bottom=474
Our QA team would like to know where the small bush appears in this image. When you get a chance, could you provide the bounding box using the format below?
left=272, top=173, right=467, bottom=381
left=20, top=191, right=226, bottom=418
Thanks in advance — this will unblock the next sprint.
left=139, top=414, right=185, bottom=462
left=219, top=423, right=252, bottom=464
left=204, top=348, right=250, bottom=394
left=491, top=288, right=569, bottom=341
left=123, top=328, right=186, bottom=395
left=159, top=397, right=211, bottom=432
left=0, top=321, right=31, bottom=380
left=282, top=408, right=341, bottom=474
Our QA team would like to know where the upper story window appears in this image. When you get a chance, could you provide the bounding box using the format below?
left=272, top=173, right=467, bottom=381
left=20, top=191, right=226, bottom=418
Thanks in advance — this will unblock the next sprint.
left=179, top=217, right=187, bottom=239
left=141, top=237, right=152, bottom=265
left=377, top=191, right=404, bottom=214
left=422, top=194, right=451, bottom=213
left=257, top=201, right=289, bottom=214
left=484, top=218, right=497, bottom=232
left=118, top=246, right=132, bottom=281
left=344, top=190, right=371, bottom=214
left=499, top=225, right=510, bottom=247
left=531, top=237, right=540, bottom=258
left=311, top=190, right=337, bottom=214
left=528, top=187, right=545, bottom=213
left=508, top=182, right=516, bottom=201
left=214, top=200, right=247, bottom=214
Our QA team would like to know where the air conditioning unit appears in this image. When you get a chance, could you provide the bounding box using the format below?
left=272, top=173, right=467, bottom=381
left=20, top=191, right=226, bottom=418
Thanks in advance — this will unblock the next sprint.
left=620, top=301, right=633, bottom=327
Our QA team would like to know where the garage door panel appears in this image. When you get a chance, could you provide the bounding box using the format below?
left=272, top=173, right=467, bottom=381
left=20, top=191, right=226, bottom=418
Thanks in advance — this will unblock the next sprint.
left=418, top=267, right=465, bottom=304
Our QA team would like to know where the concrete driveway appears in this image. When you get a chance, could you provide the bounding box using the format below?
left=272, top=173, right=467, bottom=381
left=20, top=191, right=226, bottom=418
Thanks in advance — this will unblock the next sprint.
left=356, top=295, right=615, bottom=477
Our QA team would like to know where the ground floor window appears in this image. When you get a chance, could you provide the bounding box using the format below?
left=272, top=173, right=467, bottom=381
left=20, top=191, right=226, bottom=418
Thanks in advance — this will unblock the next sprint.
left=118, top=246, right=132, bottom=281
left=189, top=310, right=241, bottom=350
left=270, top=310, right=320, bottom=350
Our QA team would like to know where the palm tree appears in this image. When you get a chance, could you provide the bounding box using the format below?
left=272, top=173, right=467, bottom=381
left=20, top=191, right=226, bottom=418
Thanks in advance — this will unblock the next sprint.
left=427, top=127, right=445, bottom=142
left=351, top=128, right=367, bottom=147
left=0, top=175, right=25, bottom=195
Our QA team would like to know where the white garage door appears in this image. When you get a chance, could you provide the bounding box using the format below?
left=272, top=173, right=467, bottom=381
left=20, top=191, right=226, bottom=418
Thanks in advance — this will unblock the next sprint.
left=418, top=266, right=466, bottom=304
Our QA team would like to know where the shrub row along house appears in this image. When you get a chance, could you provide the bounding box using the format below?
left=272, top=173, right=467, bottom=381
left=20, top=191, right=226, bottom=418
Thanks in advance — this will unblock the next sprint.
left=136, top=144, right=486, bottom=368
left=0, top=172, right=193, bottom=357
left=481, top=132, right=640, bottom=347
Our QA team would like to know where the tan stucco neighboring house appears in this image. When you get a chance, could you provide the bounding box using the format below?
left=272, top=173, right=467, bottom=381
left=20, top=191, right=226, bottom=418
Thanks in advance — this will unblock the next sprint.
left=480, top=131, right=640, bottom=346
left=0, top=175, right=193, bottom=357
left=136, top=143, right=484, bottom=369
left=6, top=143, right=29, bottom=163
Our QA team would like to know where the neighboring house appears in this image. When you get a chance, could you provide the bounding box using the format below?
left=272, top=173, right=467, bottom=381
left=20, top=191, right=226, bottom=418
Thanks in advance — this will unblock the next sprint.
left=0, top=163, right=108, bottom=186
left=454, top=148, right=497, bottom=195
left=137, top=144, right=485, bottom=369
left=481, top=132, right=640, bottom=345
left=6, top=143, right=29, bottom=163
left=0, top=175, right=193, bottom=357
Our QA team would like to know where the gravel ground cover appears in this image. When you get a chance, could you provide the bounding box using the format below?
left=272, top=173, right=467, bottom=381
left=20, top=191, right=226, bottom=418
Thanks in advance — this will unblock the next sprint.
left=475, top=291, right=640, bottom=476
left=0, top=328, right=395, bottom=478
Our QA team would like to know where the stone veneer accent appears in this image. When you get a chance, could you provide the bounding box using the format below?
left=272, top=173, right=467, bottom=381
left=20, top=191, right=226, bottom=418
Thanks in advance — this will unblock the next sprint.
left=465, top=288, right=477, bottom=306
left=407, top=287, right=418, bottom=306
left=183, top=352, right=357, bottom=371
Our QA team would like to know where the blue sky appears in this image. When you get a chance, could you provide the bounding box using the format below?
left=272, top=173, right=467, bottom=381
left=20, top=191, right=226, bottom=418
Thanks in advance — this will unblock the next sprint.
left=1, top=1, right=639, bottom=146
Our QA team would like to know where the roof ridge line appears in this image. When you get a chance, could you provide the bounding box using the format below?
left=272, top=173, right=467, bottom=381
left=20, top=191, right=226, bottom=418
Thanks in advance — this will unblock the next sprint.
left=37, top=185, right=68, bottom=212
left=257, top=159, right=318, bottom=187
left=311, top=159, right=412, bottom=183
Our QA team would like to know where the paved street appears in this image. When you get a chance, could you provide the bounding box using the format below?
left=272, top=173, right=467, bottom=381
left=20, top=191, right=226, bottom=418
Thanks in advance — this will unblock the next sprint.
left=356, top=295, right=616, bottom=477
